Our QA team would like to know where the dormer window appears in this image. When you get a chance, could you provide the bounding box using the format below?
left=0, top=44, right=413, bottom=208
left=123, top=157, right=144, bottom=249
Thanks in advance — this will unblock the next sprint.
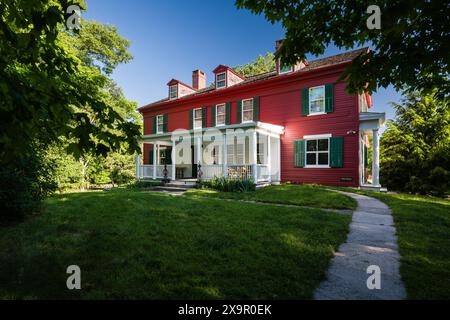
left=216, top=72, right=226, bottom=89
left=169, top=85, right=178, bottom=100
left=279, top=60, right=293, bottom=74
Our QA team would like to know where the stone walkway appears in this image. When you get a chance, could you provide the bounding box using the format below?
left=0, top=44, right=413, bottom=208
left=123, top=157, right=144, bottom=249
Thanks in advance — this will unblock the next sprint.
left=314, top=191, right=407, bottom=300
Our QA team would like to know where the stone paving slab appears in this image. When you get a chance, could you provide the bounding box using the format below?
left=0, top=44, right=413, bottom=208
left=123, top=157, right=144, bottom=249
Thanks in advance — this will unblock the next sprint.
left=314, top=191, right=406, bottom=300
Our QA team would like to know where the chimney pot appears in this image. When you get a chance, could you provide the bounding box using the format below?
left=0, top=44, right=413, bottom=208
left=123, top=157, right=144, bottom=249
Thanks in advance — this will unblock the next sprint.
left=192, top=69, right=206, bottom=90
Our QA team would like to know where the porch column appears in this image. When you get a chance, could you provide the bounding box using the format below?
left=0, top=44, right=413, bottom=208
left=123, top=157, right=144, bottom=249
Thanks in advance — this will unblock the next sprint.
left=277, top=137, right=281, bottom=182
left=171, top=139, right=176, bottom=181
left=135, top=153, right=141, bottom=180
left=152, top=142, right=157, bottom=179
left=197, top=136, right=202, bottom=166
left=372, top=128, right=380, bottom=186
left=252, top=131, right=258, bottom=183
left=222, top=133, right=228, bottom=177
left=267, top=135, right=272, bottom=183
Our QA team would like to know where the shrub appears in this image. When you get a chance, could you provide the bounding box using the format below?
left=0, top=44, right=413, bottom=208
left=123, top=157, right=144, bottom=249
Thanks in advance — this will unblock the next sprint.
left=202, top=177, right=256, bottom=192
left=128, top=180, right=162, bottom=189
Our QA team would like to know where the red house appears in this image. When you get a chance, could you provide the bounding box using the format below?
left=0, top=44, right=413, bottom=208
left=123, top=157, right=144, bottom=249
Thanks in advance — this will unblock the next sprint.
left=136, top=41, right=385, bottom=189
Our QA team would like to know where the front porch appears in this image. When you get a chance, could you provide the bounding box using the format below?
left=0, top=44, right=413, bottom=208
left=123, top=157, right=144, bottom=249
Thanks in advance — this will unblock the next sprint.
left=136, top=122, right=284, bottom=184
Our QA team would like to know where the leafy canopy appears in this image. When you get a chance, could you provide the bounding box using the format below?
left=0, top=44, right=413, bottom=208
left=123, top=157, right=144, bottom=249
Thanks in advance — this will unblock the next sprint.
left=235, top=0, right=450, bottom=96
left=233, top=53, right=276, bottom=77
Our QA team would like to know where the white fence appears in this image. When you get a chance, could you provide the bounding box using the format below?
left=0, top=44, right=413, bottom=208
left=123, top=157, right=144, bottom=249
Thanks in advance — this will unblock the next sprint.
left=139, top=165, right=172, bottom=179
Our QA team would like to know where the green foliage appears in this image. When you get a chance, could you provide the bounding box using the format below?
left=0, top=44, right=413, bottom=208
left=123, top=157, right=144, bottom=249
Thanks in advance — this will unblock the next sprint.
left=233, top=53, right=276, bottom=77
left=128, top=180, right=162, bottom=189
left=202, top=177, right=256, bottom=192
left=235, top=0, right=450, bottom=97
left=380, top=91, right=450, bottom=196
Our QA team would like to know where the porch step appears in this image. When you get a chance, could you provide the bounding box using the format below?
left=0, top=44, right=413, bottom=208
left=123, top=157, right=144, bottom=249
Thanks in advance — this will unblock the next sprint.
left=150, top=186, right=189, bottom=193
left=165, top=180, right=197, bottom=188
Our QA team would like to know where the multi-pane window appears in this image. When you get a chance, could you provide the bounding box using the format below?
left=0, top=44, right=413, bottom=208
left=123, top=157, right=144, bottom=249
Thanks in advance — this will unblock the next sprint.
left=193, top=108, right=203, bottom=129
left=169, top=85, right=177, bottom=100
left=279, top=60, right=293, bottom=74
left=216, top=104, right=225, bottom=126
left=309, top=86, right=325, bottom=114
left=242, top=98, right=254, bottom=122
left=216, top=72, right=226, bottom=89
left=306, top=138, right=329, bottom=167
left=156, top=115, right=164, bottom=134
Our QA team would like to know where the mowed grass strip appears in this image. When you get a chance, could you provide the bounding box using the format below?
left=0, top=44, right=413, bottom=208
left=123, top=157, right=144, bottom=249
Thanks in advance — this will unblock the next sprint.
left=0, top=189, right=351, bottom=299
left=186, top=184, right=357, bottom=210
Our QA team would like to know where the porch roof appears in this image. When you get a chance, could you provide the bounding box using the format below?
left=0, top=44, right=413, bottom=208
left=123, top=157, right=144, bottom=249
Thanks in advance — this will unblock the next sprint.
left=140, top=121, right=285, bottom=143
left=359, top=112, right=386, bottom=131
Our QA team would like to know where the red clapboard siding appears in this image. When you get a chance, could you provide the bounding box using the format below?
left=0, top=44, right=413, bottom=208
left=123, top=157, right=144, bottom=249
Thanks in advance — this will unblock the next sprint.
left=140, top=64, right=360, bottom=186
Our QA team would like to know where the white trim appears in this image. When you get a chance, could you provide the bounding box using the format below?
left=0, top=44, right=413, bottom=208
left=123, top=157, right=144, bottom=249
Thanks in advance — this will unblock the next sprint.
left=303, top=133, right=332, bottom=139
left=241, top=98, right=254, bottom=123
left=216, top=72, right=227, bottom=89
left=193, top=107, right=203, bottom=129
left=215, top=103, right=226, bottom=127
left=309, top=85, right=325, bottom=115
left=304, top=134, right=331, bottom=168
left=169, top=85, right=178, bottom=100
left=156, top=114, right=164, bottom=134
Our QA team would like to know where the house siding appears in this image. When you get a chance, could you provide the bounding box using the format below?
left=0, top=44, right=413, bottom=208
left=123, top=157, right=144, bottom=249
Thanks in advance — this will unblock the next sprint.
left=141, top=64, right=360, bottom=187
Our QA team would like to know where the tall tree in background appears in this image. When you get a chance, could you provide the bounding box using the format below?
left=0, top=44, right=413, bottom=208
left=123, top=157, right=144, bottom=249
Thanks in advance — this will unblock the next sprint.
left=235, top=0, right=449, bottom=97
left=380, top=91, right=449, bottom=196
left=233, top=53, right=276, bottom=77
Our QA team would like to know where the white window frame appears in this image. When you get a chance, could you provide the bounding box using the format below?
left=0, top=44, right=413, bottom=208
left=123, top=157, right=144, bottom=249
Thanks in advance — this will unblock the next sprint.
left=169, top=85, right=178, bottom=100
left=215, top=103, right=226, bottom=127
left=193, top=108, right=203, bottom=129
left=304, top=134, right=331, bottom=168
left=308, top=85, right=326, bottom=116
left=216, top=72, right=227, bottom=89
left=156, top=114, right=164, bottom=134
left=241, top=98, right=254, bottom=123
left=278, top=59, right=293, bottom=74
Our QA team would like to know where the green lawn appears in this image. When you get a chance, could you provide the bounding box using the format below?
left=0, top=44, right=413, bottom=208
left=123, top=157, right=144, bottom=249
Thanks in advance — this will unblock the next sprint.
left=0, top=189, right=351, bottom=299
left=335, top=187, right=450, bottom=300
left=186, top=184, right=357, bottom=210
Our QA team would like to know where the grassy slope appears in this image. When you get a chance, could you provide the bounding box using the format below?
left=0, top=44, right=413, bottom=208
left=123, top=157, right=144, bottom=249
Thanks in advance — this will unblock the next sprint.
left=0, top=189, right=351, bottom=299
left=186, top=184, right=357, bottom=210
left=336, top=188, right=450, bottom=299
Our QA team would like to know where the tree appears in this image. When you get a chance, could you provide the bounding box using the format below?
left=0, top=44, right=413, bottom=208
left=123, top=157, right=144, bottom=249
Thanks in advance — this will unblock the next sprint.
left=380, top=91, right=450, bottom=196
left=235, top=0, right=450, bottom=97
left=233, top=53, right=276, bottom=77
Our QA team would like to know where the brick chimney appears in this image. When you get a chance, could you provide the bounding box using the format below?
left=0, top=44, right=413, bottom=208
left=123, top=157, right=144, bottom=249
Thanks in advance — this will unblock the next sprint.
left=192, top=69, right=206, bottom=90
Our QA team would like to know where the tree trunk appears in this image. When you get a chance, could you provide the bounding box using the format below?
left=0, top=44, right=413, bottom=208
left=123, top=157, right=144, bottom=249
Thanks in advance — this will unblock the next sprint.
left=79, top=157, right=90, bottom=192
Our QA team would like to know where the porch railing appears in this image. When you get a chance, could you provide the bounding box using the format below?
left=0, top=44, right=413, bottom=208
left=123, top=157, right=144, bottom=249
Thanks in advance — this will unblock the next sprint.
left=256, top=164, right=270, bottom=182
left=201, top=165, right=223, bottom=180
left=139, top=165, right=172, bottom=179
left=227, top=165, right=253, bottom=180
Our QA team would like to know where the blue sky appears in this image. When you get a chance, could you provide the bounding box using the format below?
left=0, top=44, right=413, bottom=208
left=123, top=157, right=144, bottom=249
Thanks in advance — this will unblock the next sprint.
left=84, top=0, right=402, bottom=122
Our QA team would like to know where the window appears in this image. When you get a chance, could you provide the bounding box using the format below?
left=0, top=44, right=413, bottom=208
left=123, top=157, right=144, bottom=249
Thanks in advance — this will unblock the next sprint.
left=169, top=85, right=178, bottom=100
left=242, top=98, right=254, bottom=122
left=193, top=108, right=203, bottom=129
left=216, top=104, right=225, bottom=126
left=156, top=115, right=164, bottom=134
left=216, top=72, right=226, bottom=89
left=305, top=137, right=329, bottom=167
left=279, top=60, right=293, bottom=74
left=309, top=86, right=325, bottom=114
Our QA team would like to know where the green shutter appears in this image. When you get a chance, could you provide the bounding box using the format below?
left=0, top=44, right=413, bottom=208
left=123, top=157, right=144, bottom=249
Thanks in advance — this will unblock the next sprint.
left=225, top=102, right=231, bottom=125
left=253, top=96, right=260, bottom=121
left=294, top=140, right=305, bottom=168
left=325, top=83, right=334, bottom=113
left=163, top=113, right=168, bottom=133
left=330, top=136, right=344, bottom=168
left=237, top=100, right=242, bottom=123
left=152, top=116, right=157, bottom=134
left=301, top=88, right=309, bottom=116
left=189, top=109, right=193, bottom=130
left=211, top=105, right=216, bottom=127
left=149, top=149, right=154, bottom=165
left=202, top=107, right=207, bottom=128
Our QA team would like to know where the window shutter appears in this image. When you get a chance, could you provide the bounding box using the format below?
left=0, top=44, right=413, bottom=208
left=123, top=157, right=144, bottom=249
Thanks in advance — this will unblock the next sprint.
left=163, top=113, right=168, bottom=133
left=330, top=136, right=344, bottom=168
left=253, top=96, right=260, bottom=121
left=301, top=88, right=309, bottom=116
left=202, top=107, right=207, bottom=128
left=225, top=102, right=231, bottom=125
left=237, top=100, right=242, bottom=123
left=152, top=116, right=157, bottom=134
left=294, top=140, right=305, bottom=168
left=189, top=109, right=193, bottom=130
left=325, top=83, right=334, bottom=113
left=149, top=149, right=154, bottom=165
left=211, top=105, right=216, bottom=127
